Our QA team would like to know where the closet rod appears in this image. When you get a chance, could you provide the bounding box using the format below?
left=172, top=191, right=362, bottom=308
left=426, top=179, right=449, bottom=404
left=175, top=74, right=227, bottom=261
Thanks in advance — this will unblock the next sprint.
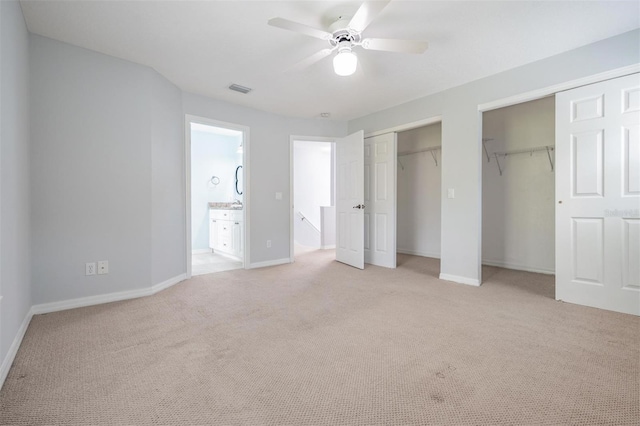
left=397, top=145, right=442, bottom=157
left=493, top=145, right=554, bottom=176
left=397, top=145, right=441, bottom=168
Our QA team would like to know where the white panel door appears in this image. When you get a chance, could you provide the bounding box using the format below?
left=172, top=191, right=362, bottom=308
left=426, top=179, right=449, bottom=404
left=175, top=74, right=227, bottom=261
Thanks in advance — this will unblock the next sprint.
left=336, top=131, right=365, bottom=269
left=364, top=133, right=397, bottom=268
left=556, top=73, right=640, bottom=315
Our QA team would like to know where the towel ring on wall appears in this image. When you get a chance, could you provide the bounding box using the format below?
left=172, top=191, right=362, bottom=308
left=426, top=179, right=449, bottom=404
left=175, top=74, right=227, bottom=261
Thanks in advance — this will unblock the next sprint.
left=210, top=176, right=220, bottom=186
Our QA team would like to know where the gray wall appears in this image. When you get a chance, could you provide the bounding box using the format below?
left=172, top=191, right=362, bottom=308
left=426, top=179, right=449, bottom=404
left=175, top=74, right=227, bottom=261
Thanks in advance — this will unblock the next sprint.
left=183, top=93, right=347, bottom=264
left=30, top=35, right=184, bottom=304
left=0, top=0, right=32, bottom=368
left=28, top=33, right=347, bottom=304
left=151, top=72, right=185, bottom=286
left=349, top=29, right=640, bottom=284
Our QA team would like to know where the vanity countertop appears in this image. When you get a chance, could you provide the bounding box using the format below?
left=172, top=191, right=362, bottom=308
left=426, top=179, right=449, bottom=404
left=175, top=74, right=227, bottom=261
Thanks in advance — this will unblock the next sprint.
left=209, top=202, right=243, bottom=210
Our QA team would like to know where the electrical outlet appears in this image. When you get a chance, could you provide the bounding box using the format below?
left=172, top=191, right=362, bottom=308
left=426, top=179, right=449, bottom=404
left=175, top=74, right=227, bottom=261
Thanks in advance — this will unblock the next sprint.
left=86, top=262, right=96, bottom=276
left=97, top=260, right=109, bottom=275
left=266, top=240, right=272, bottom=248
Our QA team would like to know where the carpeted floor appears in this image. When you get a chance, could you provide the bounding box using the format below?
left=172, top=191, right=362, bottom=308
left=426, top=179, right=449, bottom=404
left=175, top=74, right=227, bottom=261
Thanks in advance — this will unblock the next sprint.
left=1, top=250, right=638, bottom=425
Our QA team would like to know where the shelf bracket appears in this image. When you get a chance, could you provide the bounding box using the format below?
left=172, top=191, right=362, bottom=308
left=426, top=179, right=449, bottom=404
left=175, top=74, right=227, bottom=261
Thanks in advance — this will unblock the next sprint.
left=430, top=150, right=438, bottom=167
left=398, top=158, right=405, bottom=171
left=546, top=146, right=555, bottom=172
left=494, top=153, right=503, bottom=176
left=482, top=138, right=493, bottom=162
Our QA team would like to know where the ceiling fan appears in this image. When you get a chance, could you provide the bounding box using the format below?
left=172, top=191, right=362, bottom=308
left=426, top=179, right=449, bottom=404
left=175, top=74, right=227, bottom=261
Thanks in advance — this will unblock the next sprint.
left=268, top=0, right=428, bottom=76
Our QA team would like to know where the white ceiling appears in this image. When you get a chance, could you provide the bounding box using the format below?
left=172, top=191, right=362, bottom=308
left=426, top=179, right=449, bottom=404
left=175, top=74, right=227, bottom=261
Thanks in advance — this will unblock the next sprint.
left=20, top=1, right=640, bottom=121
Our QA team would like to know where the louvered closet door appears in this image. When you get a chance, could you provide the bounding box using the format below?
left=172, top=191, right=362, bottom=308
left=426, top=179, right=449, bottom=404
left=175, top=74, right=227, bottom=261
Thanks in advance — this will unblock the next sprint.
left=556, top=73, right=640, bottom=315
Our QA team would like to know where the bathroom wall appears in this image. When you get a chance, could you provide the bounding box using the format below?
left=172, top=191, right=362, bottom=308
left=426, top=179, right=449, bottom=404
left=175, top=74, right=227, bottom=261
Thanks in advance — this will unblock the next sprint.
left=190, top=128, right=242, bottom=251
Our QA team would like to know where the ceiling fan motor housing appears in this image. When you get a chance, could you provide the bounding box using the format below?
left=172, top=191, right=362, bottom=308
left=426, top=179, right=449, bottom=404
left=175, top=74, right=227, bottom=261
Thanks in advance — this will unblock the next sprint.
left=329, top=16, right=361, bottom=48
left=330, top=29, right=361, bottom=48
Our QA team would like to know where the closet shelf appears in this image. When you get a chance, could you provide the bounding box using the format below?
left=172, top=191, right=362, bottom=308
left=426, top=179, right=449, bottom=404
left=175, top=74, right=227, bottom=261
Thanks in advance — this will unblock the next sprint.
left=492, top=144, right=555, bottom=176
left=398, top=145, right=441, bottom=169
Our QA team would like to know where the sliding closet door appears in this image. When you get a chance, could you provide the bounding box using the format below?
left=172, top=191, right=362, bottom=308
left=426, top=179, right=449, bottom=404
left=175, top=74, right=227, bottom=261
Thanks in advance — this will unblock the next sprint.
left=556, top=73, right=640, bottom=315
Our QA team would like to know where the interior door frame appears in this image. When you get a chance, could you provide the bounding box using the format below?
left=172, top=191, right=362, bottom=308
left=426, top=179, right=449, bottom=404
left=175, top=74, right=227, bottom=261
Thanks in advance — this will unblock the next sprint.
left=393, top=119, right=444, bottom=261
left=477, top=63, right=640, bottom=286
left=184, top=114, right=251, bottom=278
left=288, top=135, right=336, bottom=263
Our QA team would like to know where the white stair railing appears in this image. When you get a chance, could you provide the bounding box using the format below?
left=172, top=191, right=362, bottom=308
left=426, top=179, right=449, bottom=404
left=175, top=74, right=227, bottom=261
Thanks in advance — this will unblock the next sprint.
left=296, top=211, right=320, bottom=234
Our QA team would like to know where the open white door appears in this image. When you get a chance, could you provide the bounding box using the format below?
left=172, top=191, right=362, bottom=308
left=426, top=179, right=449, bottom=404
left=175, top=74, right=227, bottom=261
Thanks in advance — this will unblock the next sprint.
left=364, top=133, right=397, bottom=268
left=556, top=73, right=640, bottom=315
left=336, top=130, right=365, bottom=269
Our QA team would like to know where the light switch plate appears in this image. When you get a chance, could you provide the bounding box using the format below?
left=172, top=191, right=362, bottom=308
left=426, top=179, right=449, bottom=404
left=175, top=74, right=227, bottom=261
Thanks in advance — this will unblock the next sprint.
left=447, top=188, right=455, bottom=199
left=275, top=192, right=283, bottom=200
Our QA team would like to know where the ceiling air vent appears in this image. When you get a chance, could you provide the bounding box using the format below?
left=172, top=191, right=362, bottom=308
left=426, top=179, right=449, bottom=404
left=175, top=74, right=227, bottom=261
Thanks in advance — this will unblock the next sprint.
left=229, top=84, right=252, bottom=94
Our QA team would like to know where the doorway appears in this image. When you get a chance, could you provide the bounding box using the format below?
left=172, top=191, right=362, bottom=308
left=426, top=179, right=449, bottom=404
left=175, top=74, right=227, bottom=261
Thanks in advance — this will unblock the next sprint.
left=186, top=116, right=249, bottom=277
left=481, top=97, right=555, bottom=278
left=291, top=138, right=336, bottom=258
left=396, top=122, right=442, bottom=275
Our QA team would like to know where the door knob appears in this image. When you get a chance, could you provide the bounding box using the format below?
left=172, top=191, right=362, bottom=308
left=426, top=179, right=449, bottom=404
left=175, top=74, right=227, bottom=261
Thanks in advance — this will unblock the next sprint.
left=352, top=204, right=365, bottom=209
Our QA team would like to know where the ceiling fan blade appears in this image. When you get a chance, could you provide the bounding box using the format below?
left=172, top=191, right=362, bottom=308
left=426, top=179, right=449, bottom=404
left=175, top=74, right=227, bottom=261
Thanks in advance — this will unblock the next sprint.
left=348, top=1, right=391, bottom=33
left=361, top=38, right=429, bottom=54
left=289, top=48, right=335, bottom=72
left=268, top=17, right=332, bottom=40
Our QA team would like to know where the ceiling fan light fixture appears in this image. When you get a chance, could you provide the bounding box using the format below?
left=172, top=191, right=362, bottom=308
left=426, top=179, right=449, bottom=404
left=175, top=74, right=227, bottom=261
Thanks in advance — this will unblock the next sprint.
left=333, top=46, right=357, bottom=76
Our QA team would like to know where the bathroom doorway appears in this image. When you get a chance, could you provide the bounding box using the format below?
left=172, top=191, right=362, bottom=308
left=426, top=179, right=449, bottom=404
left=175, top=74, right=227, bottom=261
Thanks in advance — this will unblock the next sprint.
left=185, top=116, right=249, bottom=277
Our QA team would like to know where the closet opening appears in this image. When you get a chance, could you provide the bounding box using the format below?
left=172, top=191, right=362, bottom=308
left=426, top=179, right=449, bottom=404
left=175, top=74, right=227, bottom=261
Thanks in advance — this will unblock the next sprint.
left=291, top=138, right=336, bottom=259
left=481, top=96, right=555, bottom=288
left=396, top=122, right=442, bottom=277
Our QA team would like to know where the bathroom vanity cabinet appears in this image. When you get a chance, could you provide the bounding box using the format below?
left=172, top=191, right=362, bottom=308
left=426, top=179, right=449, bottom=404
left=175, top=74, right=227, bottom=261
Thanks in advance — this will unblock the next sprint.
left=209, top=209, right=243, bottom=259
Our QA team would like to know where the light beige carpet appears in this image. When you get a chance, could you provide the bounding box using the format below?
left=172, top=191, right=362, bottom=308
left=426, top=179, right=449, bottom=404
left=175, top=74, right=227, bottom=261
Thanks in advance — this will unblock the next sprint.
left=1, top=250, right=638, bottom=425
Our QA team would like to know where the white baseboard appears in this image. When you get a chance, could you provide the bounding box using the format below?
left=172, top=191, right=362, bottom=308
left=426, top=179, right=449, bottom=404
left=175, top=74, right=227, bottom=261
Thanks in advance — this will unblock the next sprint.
left=397, top=248, right=441, bottom=259
left=32, top=273, right=187, bottom=315
left=32, top=288, right=152, bottom=315
left=482, top=259, right=555, bottom=275
left=321, top=245, right=336, bottom=249
left=152, top=273, right=187, bottom=293
left=1, top=307, right=34, bottom=390
left=250, top=258, right=291, bottom=269
left=439, top=273, right=481, bottom=287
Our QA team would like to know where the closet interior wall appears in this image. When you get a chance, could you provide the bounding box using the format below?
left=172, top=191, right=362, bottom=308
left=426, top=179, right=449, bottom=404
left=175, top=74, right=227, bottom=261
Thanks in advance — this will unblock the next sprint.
left=397, top=123, right=442, bottom=259
left=482, top=96, right=555, bottom=274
